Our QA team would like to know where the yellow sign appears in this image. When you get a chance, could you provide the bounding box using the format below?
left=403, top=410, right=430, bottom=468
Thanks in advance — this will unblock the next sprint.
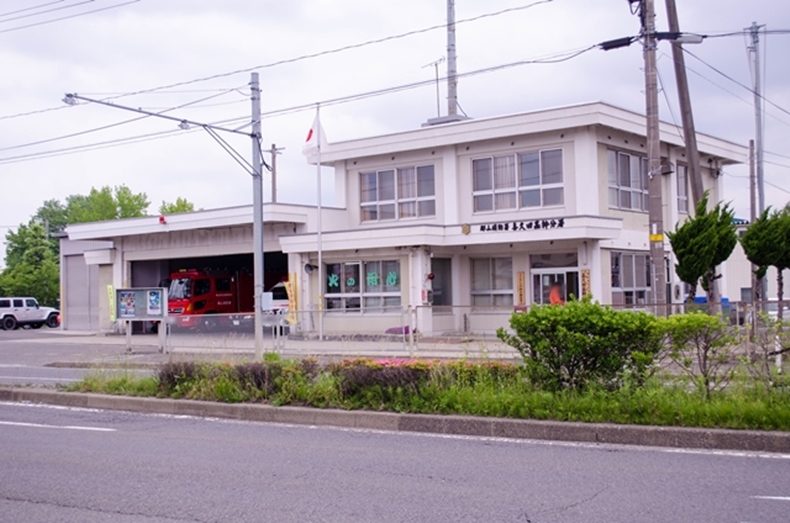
left=107, top=285, right=116, bottom=321
left=649, top=233, right=664, bottom=242
left=285, top=273, right=297, bottom=324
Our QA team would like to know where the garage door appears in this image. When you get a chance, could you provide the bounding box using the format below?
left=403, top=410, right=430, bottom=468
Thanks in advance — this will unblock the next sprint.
left=64, top=255, right=99, bottom=331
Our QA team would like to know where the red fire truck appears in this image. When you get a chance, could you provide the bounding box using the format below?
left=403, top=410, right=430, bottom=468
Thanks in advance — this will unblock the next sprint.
left=163, top=268, right=288, bottom=329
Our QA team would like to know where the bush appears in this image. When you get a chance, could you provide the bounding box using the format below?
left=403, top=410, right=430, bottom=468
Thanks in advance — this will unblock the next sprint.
left=497, top=297, right=663, bottom=391
left=665, top=312, right=737, bottom=399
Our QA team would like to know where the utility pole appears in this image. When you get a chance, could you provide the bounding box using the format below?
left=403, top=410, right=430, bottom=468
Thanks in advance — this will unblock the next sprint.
left=748, top=22, right=768, bottom=306
left=643, top=0, right=667, bottom=314
left=446, top=0, right=458, bottom=117
left=749, top=140, right=759, bottom=310
left=251, top=73, right=265, bottom=359
left=664, top=0, right=704, bottom=207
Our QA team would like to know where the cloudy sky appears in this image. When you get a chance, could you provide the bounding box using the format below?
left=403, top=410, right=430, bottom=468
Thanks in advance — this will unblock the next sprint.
left=1, top=0, right=788, bottom=259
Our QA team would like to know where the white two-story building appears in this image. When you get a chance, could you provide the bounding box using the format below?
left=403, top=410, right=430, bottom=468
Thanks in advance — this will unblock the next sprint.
left=61, top=101, right=747, bottom=335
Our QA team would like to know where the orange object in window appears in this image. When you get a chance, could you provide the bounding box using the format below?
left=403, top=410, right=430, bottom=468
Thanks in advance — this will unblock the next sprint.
left=549, top=283, right=564, bottom=305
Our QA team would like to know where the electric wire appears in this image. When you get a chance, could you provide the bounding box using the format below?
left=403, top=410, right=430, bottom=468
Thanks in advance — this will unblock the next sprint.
left=0, top=1, right=551, bottom=120
left=0, top=44, right=597, bottom=164
left=85, top=0, right=555, bottom=102
left=0, top=86, right=247, bottom=122
left=0, top=0, right=139, bottom=34
left=682, top=47, right=790, bottom=118
left=0, top=0, right=68, bottom=18
left=658, top=51, right=790, bottom=130
left=723, top=170, right=790, bottom=196
left=0, top=0, right=95, bottom=24
left=655, top=57, right=685, bottom=142
left=0, top=89, right=238, bottom=153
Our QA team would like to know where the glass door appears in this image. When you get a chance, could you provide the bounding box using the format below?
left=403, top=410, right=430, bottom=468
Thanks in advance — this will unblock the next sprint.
left=532, top=270, right=579, bottom=305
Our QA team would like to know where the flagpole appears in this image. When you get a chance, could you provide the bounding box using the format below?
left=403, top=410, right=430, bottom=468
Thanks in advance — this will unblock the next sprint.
left=316, top=103, right=324, bottom=341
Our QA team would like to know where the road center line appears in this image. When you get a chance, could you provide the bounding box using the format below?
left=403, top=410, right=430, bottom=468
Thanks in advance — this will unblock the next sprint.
left=0, top=421, right=116, bottom=432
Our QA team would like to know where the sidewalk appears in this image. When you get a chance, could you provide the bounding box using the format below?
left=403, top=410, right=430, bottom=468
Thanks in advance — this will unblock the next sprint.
left=41, top=329, right=521, bottom=367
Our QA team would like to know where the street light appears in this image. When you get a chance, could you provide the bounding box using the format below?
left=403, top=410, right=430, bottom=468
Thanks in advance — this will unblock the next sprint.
left=62, top=73, right=267, bottom=357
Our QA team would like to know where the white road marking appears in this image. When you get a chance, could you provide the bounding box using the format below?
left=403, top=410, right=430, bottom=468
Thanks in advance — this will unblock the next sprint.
left=752, top=496, right=790, bottom=501
left=0, top=420, right=116, bottom=432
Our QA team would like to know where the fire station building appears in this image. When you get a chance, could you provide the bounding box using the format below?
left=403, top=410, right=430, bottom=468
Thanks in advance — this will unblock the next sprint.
left=61, top=102, right=747, bottom=335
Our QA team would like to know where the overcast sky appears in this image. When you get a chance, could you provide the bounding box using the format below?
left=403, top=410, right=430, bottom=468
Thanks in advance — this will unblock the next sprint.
left=1, top=0, right=789, bottom=259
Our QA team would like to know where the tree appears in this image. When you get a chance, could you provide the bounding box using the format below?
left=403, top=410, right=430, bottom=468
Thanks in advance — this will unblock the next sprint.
left=66, top=185, right=150, bottom=224
left=0, top=222, right=60, bottom=307
left=159, top=197, right=196, bottom=215
left=740, top=207, right=790, bottom=321
left=667, top=192, right=737, bottom=310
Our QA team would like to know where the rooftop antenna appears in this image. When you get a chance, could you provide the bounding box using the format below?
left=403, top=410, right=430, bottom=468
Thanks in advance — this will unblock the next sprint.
left=422, top=57, right=445, bottom=118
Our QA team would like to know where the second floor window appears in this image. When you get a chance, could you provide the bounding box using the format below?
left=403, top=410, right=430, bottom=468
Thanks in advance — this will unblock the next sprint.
left=608, top=150, right=648, bottom=212
left=360, top=165, right=435, bottom=222
left=472, top=149, right=563, bottom=213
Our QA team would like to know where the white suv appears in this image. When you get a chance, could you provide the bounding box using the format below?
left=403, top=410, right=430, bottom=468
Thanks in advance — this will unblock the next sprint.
left=0, top=297, right=60, bottom=330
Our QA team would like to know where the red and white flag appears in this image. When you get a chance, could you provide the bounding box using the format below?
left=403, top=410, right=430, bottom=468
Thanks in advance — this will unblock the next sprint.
left=302, top=111, right=328, bottom=163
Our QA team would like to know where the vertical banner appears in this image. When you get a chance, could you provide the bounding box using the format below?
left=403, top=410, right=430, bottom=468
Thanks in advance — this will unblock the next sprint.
left=581, top=269, right=591, bottom=297
left=285, top=273, right=297, bottom=324
left=517, top=271, right=526, bottom=306
left=107, top=285, right=116, bottom=321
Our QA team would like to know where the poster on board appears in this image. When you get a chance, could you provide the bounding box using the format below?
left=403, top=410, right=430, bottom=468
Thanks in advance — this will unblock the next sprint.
left=119, top=291, right=136, bottom=318
left=147, top=289, right=162, bottom=316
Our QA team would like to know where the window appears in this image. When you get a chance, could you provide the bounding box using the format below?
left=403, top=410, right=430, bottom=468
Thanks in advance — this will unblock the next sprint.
left=608, top=150, right=648, bottom=212
left=25, top=299, right=37, bottom=308
left=325, top=260, right=401, bottom=312
left=473, top=149, right=563, bottom=212
left=471, top=257, right=513, bottom=307
left=677, top=164, right=689, bottom=213
left=611, top=252, right=651, bottom=305
left=0, top=300, right=9, bottom=308
left=360, top=165, right=435, bottom=222
left=193, top=279, right=211, bottom=297
left=216, top=278, right=232, bottom=292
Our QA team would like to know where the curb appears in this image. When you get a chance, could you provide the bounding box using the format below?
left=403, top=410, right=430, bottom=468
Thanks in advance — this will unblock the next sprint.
left=2, top=388, right=789, bottom=454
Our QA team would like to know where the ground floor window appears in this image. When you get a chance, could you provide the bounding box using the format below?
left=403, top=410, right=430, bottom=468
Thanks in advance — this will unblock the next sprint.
left=471, top=257, right=513, bottom=307
left=325, top=260, right=401, bottom=313
left=611, top=252, right=651, bottom=305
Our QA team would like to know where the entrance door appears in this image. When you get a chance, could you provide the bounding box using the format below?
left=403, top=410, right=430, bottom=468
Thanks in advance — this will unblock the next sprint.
left=532, top=270, right=579, bottom=305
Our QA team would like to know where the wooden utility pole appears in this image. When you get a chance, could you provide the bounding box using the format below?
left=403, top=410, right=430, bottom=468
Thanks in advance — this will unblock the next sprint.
left=644, top=0, right=668, bottom=314
left=665, top=0, right=704, bottom=207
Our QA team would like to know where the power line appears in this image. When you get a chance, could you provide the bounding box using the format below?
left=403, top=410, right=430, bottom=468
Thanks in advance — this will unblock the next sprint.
left=89, top=0, right=555, bottom=102
left=766, top=150, right=790, bottom=161
left=0, top=44, right=598, bottom=166
left=0, top=0, right=96, bottom=24
left=682, top=47, right=790, bottom=118
left=0, top=1, right=69, bottom=18
left=0, top=89, right=238, bottom=153
left=0, top=0, right=139, bottom=34
left=658, top=51, right=790, bottom=130
left=0, top=1, right=552, bottom=123
left=0, top=86, right=247, bottom=122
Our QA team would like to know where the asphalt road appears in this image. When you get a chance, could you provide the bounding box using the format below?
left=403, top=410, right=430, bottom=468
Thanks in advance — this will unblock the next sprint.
left=1, top=402, right=789, bottom=523
left=0, top=329, right=159, bottom=388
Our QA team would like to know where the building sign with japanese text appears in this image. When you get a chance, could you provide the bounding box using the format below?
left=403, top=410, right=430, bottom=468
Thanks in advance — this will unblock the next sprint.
left=471, top=218, right=565, bottom=234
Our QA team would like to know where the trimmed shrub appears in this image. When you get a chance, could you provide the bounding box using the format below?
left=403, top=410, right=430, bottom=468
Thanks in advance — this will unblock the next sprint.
left=497, top=296, right=663, bottom=391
